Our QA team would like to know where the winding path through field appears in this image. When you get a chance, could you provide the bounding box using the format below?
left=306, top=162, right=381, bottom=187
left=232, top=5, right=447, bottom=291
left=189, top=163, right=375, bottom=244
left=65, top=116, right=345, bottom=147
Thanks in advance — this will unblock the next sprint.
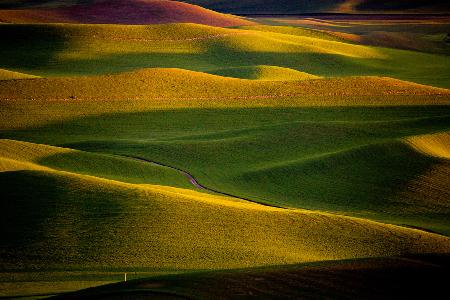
left=118, top=155, right=448, bottom=236
left=122, top=155, right=282, bottom=208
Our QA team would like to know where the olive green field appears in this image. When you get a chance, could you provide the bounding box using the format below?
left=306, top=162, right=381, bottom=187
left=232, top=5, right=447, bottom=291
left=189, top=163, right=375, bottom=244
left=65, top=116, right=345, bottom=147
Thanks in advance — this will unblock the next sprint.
left=1, top=1, right=450, bottom=298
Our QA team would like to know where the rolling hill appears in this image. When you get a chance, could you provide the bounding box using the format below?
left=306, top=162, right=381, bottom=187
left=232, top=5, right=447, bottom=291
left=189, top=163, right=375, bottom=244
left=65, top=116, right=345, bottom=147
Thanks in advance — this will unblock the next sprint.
left=1, top=68, right=447, bottom=102
left=1, top=4, right=450, bottom=298
left=0, top=0, right=255, bottom=26
left=407, top=131, right=450, bottom=159
left=0, top=139, right=192, bottom=188
left=0, top=68, right=39, bottom=80
left=1, top=68, right=449, bottom=130
left=2, top=92, right=450, bottom=235
left=1, top=23, right=449, bottom=88
left=209, top=65, right=321, bottom=81
left=1, top=139, right=450, bottom=274
left=182, top=0, right=450, bottom=14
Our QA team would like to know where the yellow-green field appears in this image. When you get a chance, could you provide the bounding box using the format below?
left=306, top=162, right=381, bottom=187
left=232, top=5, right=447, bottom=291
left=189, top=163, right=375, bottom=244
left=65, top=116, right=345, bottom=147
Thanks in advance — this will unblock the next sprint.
left=1, top=8, right=450, bottom=298
left=1, top=68, right=449, bottom=132
left=1, top=139, right=450, bottom=297
left=1, top=22, right=450, bottom=87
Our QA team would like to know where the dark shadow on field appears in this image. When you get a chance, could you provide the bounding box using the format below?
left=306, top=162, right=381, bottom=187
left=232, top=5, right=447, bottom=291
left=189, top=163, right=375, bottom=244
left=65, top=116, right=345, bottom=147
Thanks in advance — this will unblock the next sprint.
left=7, top=46, right=449, bottom=87
left=2, top=107, right=450, bottom=235
left=234, top=140, right=450, bottom=231
left=3, top=106, right=450, bottom=144
left=0, top=24, right=69, bottom=72
left=0, top=170, right=60, bottom=249
left=356, top=0, right=449, bottom=12
left=52, top=254, right=450, bottom=300
left=0, top=170, right=129, bottom=270
left=53, top=50, right=390, bottom=77
left=0, top=22, right=387, bottom=76
left=0, top=26, right=386, bottom=75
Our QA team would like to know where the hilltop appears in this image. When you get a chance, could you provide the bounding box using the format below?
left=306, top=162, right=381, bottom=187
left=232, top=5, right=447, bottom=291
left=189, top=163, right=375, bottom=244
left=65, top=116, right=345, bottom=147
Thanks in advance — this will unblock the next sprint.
left=0, top=0, right=254, bottom=26
left=182, top=0, right=450, bottom=14
left=0, top=68, right=448, bottom=102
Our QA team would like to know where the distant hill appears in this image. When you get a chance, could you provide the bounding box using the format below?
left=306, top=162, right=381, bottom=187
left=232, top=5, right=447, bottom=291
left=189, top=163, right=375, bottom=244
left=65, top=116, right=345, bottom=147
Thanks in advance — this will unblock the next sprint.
left=0, top=0, right=254, bottom=26
left=0, top=0, right=85, bottom=9
left=2, top=0, right=449, bottom=13
left=181, top=0, right=450, bottom=14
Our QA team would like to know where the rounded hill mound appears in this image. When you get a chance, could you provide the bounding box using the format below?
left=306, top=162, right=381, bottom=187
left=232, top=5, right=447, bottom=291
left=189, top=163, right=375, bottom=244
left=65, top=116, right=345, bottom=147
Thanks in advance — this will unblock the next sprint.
left=0, top=0, right=255, bottom=26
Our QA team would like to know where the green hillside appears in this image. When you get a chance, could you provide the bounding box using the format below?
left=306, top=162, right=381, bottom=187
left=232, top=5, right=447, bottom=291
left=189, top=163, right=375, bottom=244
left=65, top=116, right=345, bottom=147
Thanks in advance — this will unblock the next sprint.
left=0, top=139, right=192, bottom=188
left=1, top=140, right=449, bottom=274
left=2, top=102, right=450, bottom=234
left=209, top=65, right=321, bottom=80
left=0, top=23, right=449, bottom=87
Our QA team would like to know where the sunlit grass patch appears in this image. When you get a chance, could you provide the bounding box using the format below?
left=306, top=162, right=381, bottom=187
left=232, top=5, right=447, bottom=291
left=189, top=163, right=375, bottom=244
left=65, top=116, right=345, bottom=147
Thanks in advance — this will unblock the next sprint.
left=209, top=65, right=321, bottom=80
left=0, top=139, right=192, bottom=188
left=406, top=131, right=450, bottom=159
left=0, top=68, right=40, bottom=80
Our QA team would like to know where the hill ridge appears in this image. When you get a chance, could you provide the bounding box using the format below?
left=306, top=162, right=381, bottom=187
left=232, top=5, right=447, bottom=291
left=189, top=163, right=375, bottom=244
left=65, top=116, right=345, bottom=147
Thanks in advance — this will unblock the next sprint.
left=1, top=68, right=448, bottom=102
left=0, top=0, right=255, bottom=26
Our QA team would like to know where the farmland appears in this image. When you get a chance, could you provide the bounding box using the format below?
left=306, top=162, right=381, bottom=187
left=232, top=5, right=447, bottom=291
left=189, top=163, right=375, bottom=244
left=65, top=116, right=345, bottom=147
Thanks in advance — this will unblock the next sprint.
left=0, top=1, right=449, bottom=298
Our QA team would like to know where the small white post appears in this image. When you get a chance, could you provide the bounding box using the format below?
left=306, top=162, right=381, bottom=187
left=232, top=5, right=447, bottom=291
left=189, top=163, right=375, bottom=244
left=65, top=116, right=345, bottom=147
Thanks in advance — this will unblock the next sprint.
left=124, top=273, right=127, bottom=281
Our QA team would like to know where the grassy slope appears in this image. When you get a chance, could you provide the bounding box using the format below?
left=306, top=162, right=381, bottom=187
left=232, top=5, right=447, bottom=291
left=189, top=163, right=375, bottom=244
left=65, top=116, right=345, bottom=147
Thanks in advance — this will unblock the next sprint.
left=239, top=24, right=347, bottom=42
left=234, top=136, right=450, bottom=234
left=0, top=23, right=449, bottom=87
left=2, top=105, right=450, bottom=235
left=0, top=139, right=191, bottom=188
left=0, top=68, right=446, bottom=101
left=268, top=16, right=450, bottom=55
left=393, top=132, right=450, bottom=231
left=209, top=65, right=321, bottom=80
left=407, top=131, right=450, bottom=159
left=0, top=57, right=448, bottom=236
left=0, top=68, right=39, bottom=80
left=1, top=68, right=448, bottom=130
left=1, top=140, right=450, bottom=274
left=52, top=254, right=450, bottom=300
